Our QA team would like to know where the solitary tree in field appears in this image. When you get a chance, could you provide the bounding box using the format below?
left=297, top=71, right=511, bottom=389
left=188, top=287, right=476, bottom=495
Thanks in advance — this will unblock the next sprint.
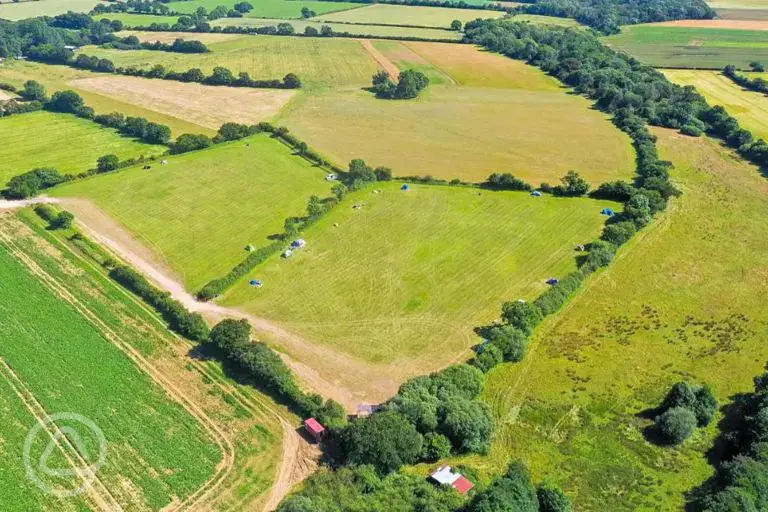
left=450, top=19, right=462, bottom=31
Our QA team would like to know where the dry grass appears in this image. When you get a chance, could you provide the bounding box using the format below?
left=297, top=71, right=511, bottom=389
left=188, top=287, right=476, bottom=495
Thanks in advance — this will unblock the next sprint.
left=71, top=75, right=296, bottom=130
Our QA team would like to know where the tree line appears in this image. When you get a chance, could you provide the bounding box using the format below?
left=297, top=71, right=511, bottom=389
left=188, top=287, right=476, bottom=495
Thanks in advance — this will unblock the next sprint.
left=104, top=35, right=210, bottom=53
left=723, top=64, right=768, bottom=96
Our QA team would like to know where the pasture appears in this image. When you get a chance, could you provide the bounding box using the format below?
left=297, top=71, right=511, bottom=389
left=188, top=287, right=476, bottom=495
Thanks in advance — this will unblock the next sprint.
left=78, top=35, right=379, bottom=89
left=221, top=181, right=618, bottom=389
left=0, top=0, right=98, bottom=20
left=508, top=14, right=584, bottom=26
left=92, top=13, right=180, bottom=26
left=0, top=111, right=163, bottom=185
left=166, top=0, right=364, bottom=18
left=0, top=60, right=211, bottom=135
left=603, top=25, right=768, bottom=68
left=663, top=69, right=768, bottom=140
left=51, top=135, right=332, bottom=291
left=0, top=235, right=222, bottom=510
left=464, top=131, right=768, bottom=510
left=278, top=41, right=634, bottom=184
left=315, top=3, right=506, bottom=28
left=209, top=17, right=463, bottom=40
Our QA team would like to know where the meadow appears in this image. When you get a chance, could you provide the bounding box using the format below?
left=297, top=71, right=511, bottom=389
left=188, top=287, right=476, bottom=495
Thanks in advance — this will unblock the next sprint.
left=209, top=17, right=463, bottom=40
left=459, top=130, right=768, bottom=510
left=663, top=69, right=768, bottom=140
left=166, top=0, right=364, bottom=18
left=5, top=210, right=291, bottom=511
left=52, top=135, right=332, bottom=291
left=0, top=111, right=163, bottom=185
left=0, top=60, right=212, bottom=136
left=78, top=35, right=379, bottom=90
left=0, top=238, right=222, bottom=510
left=315, top=3, right=506, bottom=28
left=277, top=40, right=635, bottom=184
left=0, top=0, right=98, bottom=20
left=603, top=25, right=768, bottom=68
left=221, top=181, right=618, bottom=395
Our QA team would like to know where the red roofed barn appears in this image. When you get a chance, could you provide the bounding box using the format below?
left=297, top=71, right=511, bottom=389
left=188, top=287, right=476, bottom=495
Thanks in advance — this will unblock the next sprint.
left=304, top=417, right=325, bottom=442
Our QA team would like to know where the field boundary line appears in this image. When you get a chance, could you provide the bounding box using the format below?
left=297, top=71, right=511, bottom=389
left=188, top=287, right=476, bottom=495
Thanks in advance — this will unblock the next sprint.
left=7, top=213, right=314, bottom=511
left=0, top=225, right=235, bottom=512
left=0, top=358, right=121, bottom=511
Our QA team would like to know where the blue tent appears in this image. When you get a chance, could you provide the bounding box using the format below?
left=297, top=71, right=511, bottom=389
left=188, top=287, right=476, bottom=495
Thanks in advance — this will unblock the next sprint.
left=249, top=279, right=263, bottom=288
left=531, top=190, right=542, bottom=197
left=401, top=184, right=410, bottom=191
left=601, top=208, right=615, bottom=216
left=546, top=278, right=559, bottom=285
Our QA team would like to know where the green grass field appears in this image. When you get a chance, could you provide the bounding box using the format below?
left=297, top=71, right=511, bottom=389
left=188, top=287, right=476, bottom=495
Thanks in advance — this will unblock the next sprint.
left=315, top=3, right=505, bottom=28
left=209, top=17, right=463, bottom=40
left=167, top=0, right=363, bottom=18
left=0, top=0, right=98, bottom=20
left=278, top=40, right=635, bottom=184
left=221, top=181, right=618, bottom=370
left=454, top=130, right=768, bottom=510
left=0, top=111, right=164, bottom=185
left=663, top=69, right=768, bottom=140
left=52, top=135, right=332, bottom=291
left=0, top=240, right=222, bottom=510
left=509, top=14, right=584, bottom=26
left=78, top=36, right=379, bottom=90
left=93, top=13, right=180, bottom=26
left=604, top=25, right=768, bottom=69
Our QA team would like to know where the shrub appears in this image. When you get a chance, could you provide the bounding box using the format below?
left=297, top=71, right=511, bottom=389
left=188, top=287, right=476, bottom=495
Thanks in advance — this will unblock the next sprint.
left=592, top=180, right=634, bottom=201
left=538, top=482, right=573, bottom=512
left=501, top=300, right=543, bottom=334
left=486, top=324, right=528, bottom=362
left=470, top=461, right=538, bottom=512
left=471, top=343, right=503, bottom=372
left=421, top=432, right=453, bottom=461
left=50, top=210, right=75, bottom=230
left=283, top=72, right=302, bottom=89
left=485, top=172, right=533, bottom=191
left=581, top=241, right=616, bottom=273
left=601, top=221, right=636, bottom=246
left=46, top=90, right=85, bottom=113
left=20, top=80, right=47, bottom=102
left=656, top=406, right=697, bottom=445
left=4, top=168, right=66, bottom=198
left=342, top=411, right=423, bottom=474
left=97, top=154, right=119, bottom=172
left=171, top=133, right=213, bottom=154
left=662, top=381, right=718, bottom=427
left=441, top=399, right=494, bottom=454
left=553, top=170, right=590, bottom=196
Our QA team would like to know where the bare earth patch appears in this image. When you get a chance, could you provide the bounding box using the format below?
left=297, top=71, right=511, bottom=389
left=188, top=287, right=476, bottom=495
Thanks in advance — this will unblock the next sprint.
left=655, top=18, right=768, bottom=29
left=70, top=75, right=295, bottom=130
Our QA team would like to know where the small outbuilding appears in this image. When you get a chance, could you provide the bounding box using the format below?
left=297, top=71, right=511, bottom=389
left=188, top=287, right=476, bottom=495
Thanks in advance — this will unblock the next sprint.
left=326, top=173, right=337, bottom=181
left=304, top=418, right=325, bottom=442
left=531, top=190, right=542, bottom=197
left=601, top=207, right=615, bottom=217
left=249, top=279, right=263, bottom=288
left=291, top=238, right=306, bottom=249
left=282, top=249, right=293, bottom=258
left=546, top=278, right=559, bottom=285
left=430, top=465, right=474, bottom=495
left=401, top=184, right=410, bottom=191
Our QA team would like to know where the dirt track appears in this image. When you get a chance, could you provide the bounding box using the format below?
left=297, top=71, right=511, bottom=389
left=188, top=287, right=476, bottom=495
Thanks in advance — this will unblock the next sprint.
left=360, top=39, right=400, bottom=80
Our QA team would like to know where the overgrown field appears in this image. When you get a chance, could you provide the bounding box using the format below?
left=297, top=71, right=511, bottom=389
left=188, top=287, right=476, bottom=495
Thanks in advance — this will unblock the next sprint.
left=604, top=24, right=768, bottom=68
left=166, top=0, right=363, bottom=18
left=663, top=69, right=768, bottom=140
left=221, top=181, right=617, bottom=384
left=278, top=41, right=635, bottom=183
left=460, top=131, right=768, bottom=510
left=0, top=60, right=210, bottom=136
left=315, top=3, right=506, bottom=28
left=0, top=0, right=98, bottom=20
left=52, top=135, right=332, bottom=291
left=0, top=230, right=222, bottom=510
left=78, top=36, right=379, bottom=90
left=0, top=111, right=163, bottom=185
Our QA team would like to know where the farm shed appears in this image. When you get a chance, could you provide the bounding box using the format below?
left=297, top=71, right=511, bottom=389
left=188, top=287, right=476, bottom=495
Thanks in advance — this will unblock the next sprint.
left=304, top=418, right=325, bottom=442
left=430, top=465, right=474, bottom=495
left=326, top=173, right=337, bottom=181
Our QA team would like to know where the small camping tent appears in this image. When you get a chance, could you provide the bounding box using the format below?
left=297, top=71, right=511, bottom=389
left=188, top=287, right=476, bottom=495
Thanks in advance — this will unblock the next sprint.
left=401, top=184, right=410, bottom=191
left=546, top=278, right=559, bottom=285
left=531, top=190, right=542, bottom=197
left=249, top=279, right=263, bottom=288
left=291, top=239, right=306, bottom=249
left=601, top=208, right=615, bottom=216
left=282, top=249, right=293, bottom=258
left=326, top=173, right=337, bottom=181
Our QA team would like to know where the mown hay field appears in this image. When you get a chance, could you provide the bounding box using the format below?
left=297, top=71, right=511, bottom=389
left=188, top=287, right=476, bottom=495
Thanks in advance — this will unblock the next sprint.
left=78, top=36, right=379, bottom=90
left=458, top=131, right=768, bottom=511
left=315, top=3, right=506, bottom=28
left=603, top=25, right=768, bottom=68
left=221, top=181, right=618, bottom=374
left=52, top=135, right=332, bottom=291
left=277, top=40, right=635, bottom=184
left=167, top=0, right=363, bottom=18
left=0, top=60, right=213, bottom=135
left=0, top=111, right=164, bottom=185
left=0, top=0, right=98, bottom=20
left=208, top=17, right=463, bottom=40
left=0, top=238, right=222, bottom=510
left=663, top=69, right=768, bottom=140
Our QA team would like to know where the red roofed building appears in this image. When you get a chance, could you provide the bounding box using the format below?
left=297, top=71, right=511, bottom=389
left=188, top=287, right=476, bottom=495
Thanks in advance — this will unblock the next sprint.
left=304, top=418, right=325, bottom=442
left=451, top=475, right=474, bottom=494
left=430, top=465, right=474, bottom=495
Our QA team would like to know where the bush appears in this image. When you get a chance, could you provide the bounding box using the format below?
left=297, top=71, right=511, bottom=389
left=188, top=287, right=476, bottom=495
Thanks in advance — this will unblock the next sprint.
left=538, top=482, right=573, bottom=512
left=4, top=168, right=66, bottom=198
left=581, top=241, right=616, bottom=273
left=97, top=154, right=119, bottom=172
left=50, top=210, right=75, bottom=230
left=421, top=432, right=452, bottom=461
left=552, top=170, right=590, bottom=196
left=662, top=381, right=718, bottom=427
left=171, top=133, right=213, bottom=154
left=486, top=324, right=528, bottom=362
left=470, top=461, right=538, bottom=512
left=46, top=90, right=85, bottom=113
left=342, top=411, right=423, bottom=474
left=485, top=172, right=533, bottom=191
left=441, top=399, right=494, bottom=454
left=601, top=221, right=636, bottom=246
left=501, top=300, right=542, bottom=334
left=656, top=406, right=697, bottom=445
left=471, top=343, right=503, bottom=372
left=20, top=80, right=47, bottom=102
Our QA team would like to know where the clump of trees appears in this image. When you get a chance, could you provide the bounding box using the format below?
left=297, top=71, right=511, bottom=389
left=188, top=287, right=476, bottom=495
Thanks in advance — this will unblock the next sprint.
left=371, top=69, right=429, bottom=99
left=33, top=204, right=74, bottom=230
left=208, top=319, right=347, bottom=427
left=105, top=35, right=210, bottom=53
left=484, top=172, right=532, bottom=191
left=652, top=381, right=717, bottom=445
left=723, top=64, right=768, bottom=95
left=4, top=168, right=67, bottom=199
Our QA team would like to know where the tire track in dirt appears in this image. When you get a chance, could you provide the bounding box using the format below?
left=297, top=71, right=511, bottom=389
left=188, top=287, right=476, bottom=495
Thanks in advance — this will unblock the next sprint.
left=0, top=359, right=121, bottom=511
left=0, top=223, right=234, bottom=512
